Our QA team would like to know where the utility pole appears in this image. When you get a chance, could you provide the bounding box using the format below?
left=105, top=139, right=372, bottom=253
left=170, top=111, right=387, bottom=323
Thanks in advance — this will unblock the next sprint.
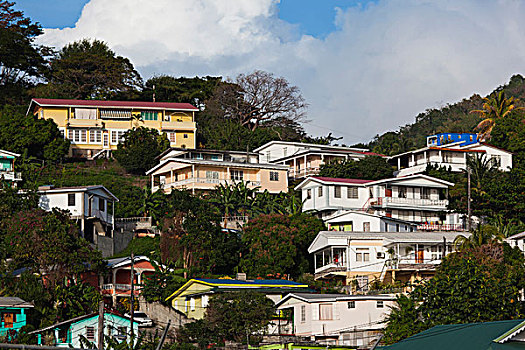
left=97, top=299, right=104, bottom=350
left=442, top=237, right=447, bottom=259
left=467, top=168, right=472, bottom=231
left=154, top=320, right=171, bottom=350
left=130, top=251, right=135, bottom=341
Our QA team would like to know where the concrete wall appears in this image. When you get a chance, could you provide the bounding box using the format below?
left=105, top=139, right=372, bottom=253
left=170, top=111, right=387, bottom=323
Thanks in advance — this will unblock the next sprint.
left=138, top=297, right=191, bottom=331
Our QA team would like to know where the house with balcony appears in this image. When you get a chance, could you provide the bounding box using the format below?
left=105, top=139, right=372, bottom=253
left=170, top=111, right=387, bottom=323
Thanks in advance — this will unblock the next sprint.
left=147, top=148, right=289, bottom=194
left=27, top=98, right=198, bottom=158
left=296, top=175, right=461, bottom=230
left=389, top=133, right=512, bottom=177
left=0, top=297, right=33, bottom=337
left=98, top=256, right=156, bottom=306
left=38, top=185, right=119, bottom=255
left=325, top=210, right=417, bottom=233
left=254, top=141, right=386, bottom=180
left=0, top=150, right=22, bottom=186
left=308, top=231, right=466, bottom=288
left=276, top=293, right=395, bottom=347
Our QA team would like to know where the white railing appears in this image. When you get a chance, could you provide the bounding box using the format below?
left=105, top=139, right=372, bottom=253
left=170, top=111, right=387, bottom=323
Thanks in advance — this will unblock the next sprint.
left=417, top=223, right=465, bottom=231
left=115, top=217, right=152, bottom=224
left=0, top=171, right=22, bottom=181
left=375, top=196, right=448, bottom=208
left=102, top=283, right=134, bottom=291
left=162, top=178, right=261, bottom=188
left=288, top=167, right=319, bottom=178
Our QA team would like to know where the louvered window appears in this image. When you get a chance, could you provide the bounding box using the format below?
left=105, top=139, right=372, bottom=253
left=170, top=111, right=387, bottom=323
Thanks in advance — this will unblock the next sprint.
left=99, top=109, right=132, bottom=119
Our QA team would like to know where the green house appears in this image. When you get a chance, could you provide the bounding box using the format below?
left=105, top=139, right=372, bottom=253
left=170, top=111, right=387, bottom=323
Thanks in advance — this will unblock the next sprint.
left=0, top=297, right=34, bottom=336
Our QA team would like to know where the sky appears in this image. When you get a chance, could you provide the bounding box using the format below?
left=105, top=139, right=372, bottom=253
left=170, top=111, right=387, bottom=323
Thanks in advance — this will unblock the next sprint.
left=13, top=0, right=525, bottom=144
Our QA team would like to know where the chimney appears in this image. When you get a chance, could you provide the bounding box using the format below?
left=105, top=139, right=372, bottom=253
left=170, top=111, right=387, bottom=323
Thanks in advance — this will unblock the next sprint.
left=236, top=273, right=247, bottom=281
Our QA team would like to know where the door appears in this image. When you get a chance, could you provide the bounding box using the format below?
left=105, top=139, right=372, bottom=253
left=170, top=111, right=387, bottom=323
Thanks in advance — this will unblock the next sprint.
left=385, top=188, right=392, bottom=197
left=416, top=246, right=425, bottom=263
left=3, top=312, right=14, bottom=328
left=103, top=133, right=109, bottom=148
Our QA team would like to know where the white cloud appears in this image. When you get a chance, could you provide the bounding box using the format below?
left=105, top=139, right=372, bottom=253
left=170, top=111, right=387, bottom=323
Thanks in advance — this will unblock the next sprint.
left=39, top=0, right=525, bottom=143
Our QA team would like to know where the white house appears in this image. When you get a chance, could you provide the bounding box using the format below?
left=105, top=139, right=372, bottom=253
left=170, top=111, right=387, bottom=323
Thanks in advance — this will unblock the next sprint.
left=276, top=293, right=396, bottom=347
left=308, top=231, right=467, bottom=288
left=253, top=141, right=386, bottom=179
left=296, top=175, right=461, bottom=231
left=389, top=136, right=512, bottom=177
left=0, top=149, right=22, bottom=186
left=38, top=185, right=118, bottom=243
left=324, top=210, right=417, bottom=233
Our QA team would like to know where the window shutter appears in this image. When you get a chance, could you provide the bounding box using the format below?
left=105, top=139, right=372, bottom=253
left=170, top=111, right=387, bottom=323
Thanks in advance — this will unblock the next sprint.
left=311, top=304, right=319, bottom=321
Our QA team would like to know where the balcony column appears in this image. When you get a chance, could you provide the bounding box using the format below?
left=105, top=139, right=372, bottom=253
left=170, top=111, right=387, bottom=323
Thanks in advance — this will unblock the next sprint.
left=227, top=167, right=230, bottom=184
left=304, top=155, right=307, bottom=174
left=170, top=169, right=173, bottom=184
left=424, top=151, right=427, bottom=163
left=397, top=157, right=401, bottom=170
left=191, top=165, right=195, bottom=195
left=293, top=158, right=297, bottom=177
left=411, top=154, right=415, bottom=165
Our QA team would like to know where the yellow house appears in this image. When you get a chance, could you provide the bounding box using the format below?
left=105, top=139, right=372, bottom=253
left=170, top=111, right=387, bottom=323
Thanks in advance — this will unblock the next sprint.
left=146, top=148, right=289, bottom=194
left=27, top=98, right=198, bottom=158
left=165, top=278, right=310, bottom=320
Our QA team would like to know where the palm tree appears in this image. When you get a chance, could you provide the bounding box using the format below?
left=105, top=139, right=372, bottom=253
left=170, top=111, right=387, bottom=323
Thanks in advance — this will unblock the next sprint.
left=208, top=183, right=239, bottom=227
left=453, top=225, right=503, bottom=251
left=466, top=153, right=496, bottom=194
left=470, top=90, right=522, bottom=140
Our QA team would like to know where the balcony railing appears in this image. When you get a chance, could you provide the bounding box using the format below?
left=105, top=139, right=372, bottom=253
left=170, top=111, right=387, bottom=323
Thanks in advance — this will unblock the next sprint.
left=160, top=120, right=196, bottom=130
left=160, top=178, right=261, bottom=188
left=288, top=167, right=320, bottom=178
left=373, top=196, right=448, bottom=208
left=417, top=223, right=465, bottom=231
left=0, top=171, right=22, bottom=181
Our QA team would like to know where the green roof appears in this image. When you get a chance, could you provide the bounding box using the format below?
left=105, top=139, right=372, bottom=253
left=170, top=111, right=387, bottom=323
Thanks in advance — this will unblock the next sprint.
left=383, top=320, right=525, bottom=350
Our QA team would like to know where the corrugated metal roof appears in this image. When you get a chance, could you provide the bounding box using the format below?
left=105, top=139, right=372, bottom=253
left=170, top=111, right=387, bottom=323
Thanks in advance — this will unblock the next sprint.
left=382, top=320, right=525, bottom=350
left=0, top=297, right=34, bottom=308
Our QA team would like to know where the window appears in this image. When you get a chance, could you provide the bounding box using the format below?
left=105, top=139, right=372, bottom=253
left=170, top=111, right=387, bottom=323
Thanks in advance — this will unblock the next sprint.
left=421, top=187, right=431, bottom=199
left=99, top=198, right=105, bottom=212
left=490, top=155, right=501, bottom=167
left=363, top=222, right=370, bottom=232
left=356, top=248, right=370, bottom=262
left=184, top=134, right=188, bottom=139
left=68, top=193, right=76, bottom=207
left=141, top=111, right=158, bottom=121
left=89, top=130, right=102, bottom=144
left=165, top=132, right=176, bottom=143
left=68, top=129, right=87, bottom=143
left=118, top=326, right=127, bottom=339
left=334, top=186, right=342, bottom=198
left=397, top=186, right=407, bottom=198
left=300, top=305, right=306, bottom=323
left=270, top=171, right=279, bottom=181
left=355, top=275, right=369, bottom=292
left=347, top=301, right=356, bottom=309
left=347, top=187, right=358, bottom=199
left=396, top=224, right=400, bottom=232
left=376, top=301, right=384, bottom=308
left=206, top=171, right=219, bottom=183
left=86, top=326, right=95, bottom=342
left=2, top=313, right=15, bottom=328
left=306, top=189, right=312, bottom=199
left=230, top=170, right=244, bottom=181
left=319, top=304, right=333, bottom=320
left=283, top=147, right=288, bottom=157
left=111, top=130, right=126, bottom=144
left=266, top=152, right=271, bottom=162
left=190, top=297, right=196, bottom=311
left=318, top=186, right=323, bottom=197
left=74, top=108, right=97, bottom=119
left=202, top=295, right=209, bottom=308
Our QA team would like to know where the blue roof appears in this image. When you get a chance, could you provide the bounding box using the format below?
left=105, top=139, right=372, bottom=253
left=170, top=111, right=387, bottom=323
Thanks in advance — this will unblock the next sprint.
left=195, top=278, right=306, bottom=286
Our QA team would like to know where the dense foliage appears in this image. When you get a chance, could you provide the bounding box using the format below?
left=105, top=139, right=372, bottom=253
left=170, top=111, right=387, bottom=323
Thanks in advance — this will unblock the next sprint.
left=113, top=127, right=170, bottom=175
left=318, top=155, right=394, bottom=180
left=383, top=243, right=525, bottom=344
left=239, top=213, right=325, bottom=278
left=178, top=291, right=275, bottom=346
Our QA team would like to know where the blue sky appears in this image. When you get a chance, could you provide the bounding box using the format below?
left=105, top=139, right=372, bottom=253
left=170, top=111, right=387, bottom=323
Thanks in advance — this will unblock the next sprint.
left=14, top=0, right=370, bottom=38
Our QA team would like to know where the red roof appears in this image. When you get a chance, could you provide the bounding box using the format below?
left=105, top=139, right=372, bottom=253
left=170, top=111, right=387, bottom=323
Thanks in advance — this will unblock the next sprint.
left=31, top=98, right=198, bottom=111
left=312, top=177, right=374, bottom=184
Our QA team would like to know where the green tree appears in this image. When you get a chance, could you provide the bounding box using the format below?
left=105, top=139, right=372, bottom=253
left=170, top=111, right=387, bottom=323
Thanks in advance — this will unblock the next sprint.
left=239, top=213, right=325, bottom=277
left=383, top=243, right=525, bottom=344
left=140, top=261, right=186, bottom=304
left=113, top=127, right=170, bottom=175
left=0, top=1, right=49, bottom=105
left=35, top=39, right=142, bottom=100
left=54, top=282, right=101, bottom=321
left=319, top=156, right=393, bottom=180
left=0, top=106, right=70, bottom=164
left=178, top=291, right=275, bottom=346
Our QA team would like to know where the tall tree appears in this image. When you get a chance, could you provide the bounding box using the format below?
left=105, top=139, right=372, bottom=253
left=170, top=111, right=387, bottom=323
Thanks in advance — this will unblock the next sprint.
left=319, top=156, right=393, bottom=180
left=0, top=1, right=49, bottom=104
left=36, top=39, right=142, bottom=100
left=207, top=70, right=307, bottom=131
left=142, top=75, right=221, bottom=107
